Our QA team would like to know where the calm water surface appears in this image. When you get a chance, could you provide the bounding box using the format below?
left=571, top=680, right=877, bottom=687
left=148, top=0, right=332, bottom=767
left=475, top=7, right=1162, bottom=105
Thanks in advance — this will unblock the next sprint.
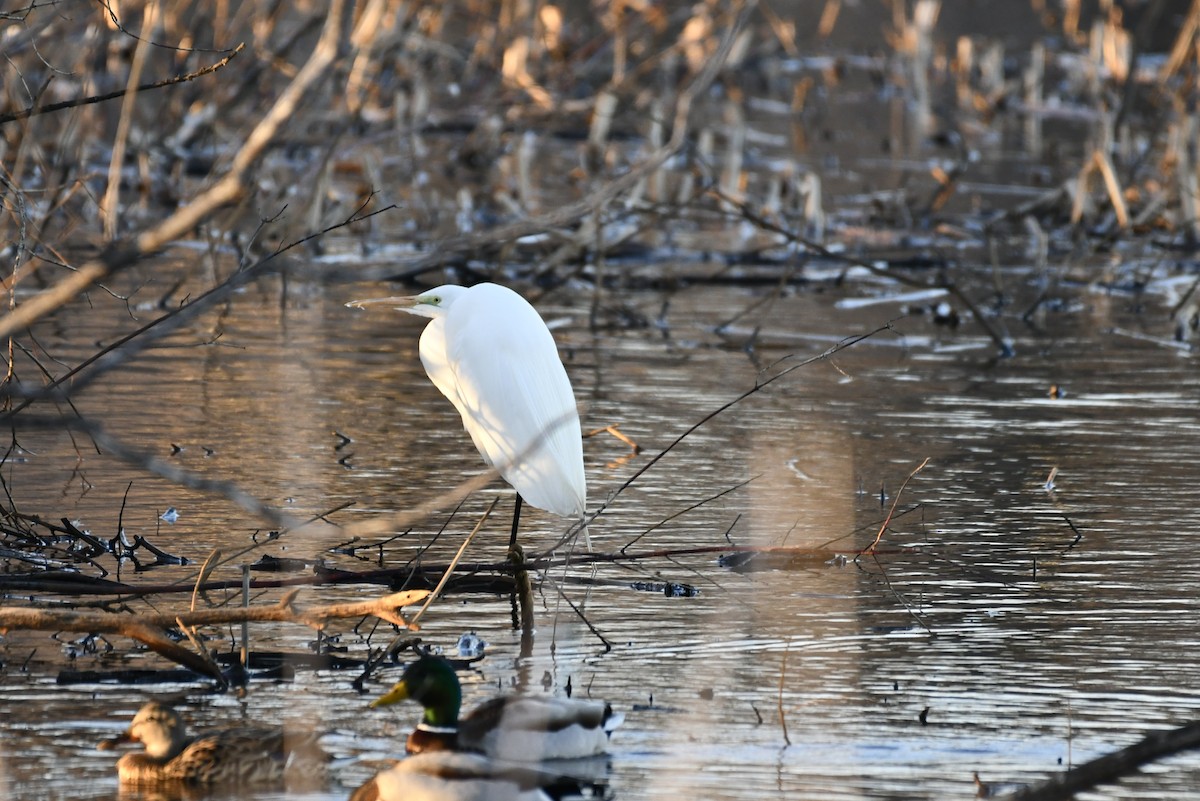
left=1, top=265, right=1199, bottom=801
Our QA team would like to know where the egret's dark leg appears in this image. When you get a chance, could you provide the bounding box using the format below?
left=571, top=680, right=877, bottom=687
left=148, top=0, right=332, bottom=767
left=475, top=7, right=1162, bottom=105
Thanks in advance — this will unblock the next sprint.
left=507, top=493, right=533, bottom=633
left=509, top=493, right=524, bottom=550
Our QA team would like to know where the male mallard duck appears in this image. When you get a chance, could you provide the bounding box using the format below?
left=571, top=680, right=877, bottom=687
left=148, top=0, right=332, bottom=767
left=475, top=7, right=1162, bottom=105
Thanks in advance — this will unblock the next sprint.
left=370, top=655, right=622, bottom=761
left=98, top=700, right=327, bottom=787
left=349, top=751, right=566, bottom=801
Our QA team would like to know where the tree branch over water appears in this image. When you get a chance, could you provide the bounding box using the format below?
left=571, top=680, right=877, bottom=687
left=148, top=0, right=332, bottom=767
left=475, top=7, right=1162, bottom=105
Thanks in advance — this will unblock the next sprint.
left=0, top=43, right=245, bottom=125
left=0, top=1, right=347, bottom=340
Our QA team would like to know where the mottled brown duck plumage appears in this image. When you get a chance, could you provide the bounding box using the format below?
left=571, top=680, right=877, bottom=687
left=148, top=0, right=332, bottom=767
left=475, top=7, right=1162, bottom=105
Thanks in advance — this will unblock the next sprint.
left=101, top=701, right=327, bottom=788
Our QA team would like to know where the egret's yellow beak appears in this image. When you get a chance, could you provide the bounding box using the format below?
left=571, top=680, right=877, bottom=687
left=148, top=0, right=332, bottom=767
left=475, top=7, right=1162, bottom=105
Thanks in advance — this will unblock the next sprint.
left=345, top=296, right=419, bottom=310
left=369, top=680, right=412, bottom=708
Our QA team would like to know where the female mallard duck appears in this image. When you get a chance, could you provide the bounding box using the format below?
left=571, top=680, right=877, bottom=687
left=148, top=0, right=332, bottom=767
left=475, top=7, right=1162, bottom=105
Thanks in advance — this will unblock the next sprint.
left=349, top=751, right=567, bottom=801
left=369, top=655, right=622, bottom=761
left=99, top=700, right=327, bottom=787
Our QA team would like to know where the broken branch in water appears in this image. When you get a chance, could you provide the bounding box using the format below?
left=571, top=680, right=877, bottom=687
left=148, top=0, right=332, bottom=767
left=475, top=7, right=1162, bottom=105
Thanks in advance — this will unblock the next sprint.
left=0, top=544, right=917, bottom=600
left=0, top=589, right=427, bottom=677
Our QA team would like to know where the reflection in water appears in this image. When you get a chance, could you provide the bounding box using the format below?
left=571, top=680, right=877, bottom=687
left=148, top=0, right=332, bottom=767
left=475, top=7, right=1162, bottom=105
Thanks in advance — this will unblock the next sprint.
left=3, top=274, right=1200, bottom=801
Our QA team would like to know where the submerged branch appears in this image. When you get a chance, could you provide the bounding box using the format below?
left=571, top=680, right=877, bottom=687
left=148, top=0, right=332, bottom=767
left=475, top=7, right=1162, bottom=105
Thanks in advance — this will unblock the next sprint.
left=0, top=545, right=916, bottom=598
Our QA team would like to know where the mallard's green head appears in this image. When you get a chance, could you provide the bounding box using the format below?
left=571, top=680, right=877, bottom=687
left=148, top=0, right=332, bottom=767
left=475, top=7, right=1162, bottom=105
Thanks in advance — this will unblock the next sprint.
left=370, top=656, right=463, bottom=728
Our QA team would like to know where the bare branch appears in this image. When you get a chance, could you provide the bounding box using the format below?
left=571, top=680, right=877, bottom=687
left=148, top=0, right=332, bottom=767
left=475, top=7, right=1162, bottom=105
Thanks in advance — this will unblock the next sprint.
left=0, top=590, right=428, bottom=674
left=866, top=457, right=931, bottom=552
left=0, top=44, right=246, bottom=125
left=0, top=2, right=346, bottom=340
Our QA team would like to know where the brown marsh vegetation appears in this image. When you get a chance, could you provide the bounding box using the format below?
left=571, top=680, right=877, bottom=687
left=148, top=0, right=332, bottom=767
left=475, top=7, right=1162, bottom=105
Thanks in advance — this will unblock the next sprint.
left=3, top=2, right=1200, bottom=799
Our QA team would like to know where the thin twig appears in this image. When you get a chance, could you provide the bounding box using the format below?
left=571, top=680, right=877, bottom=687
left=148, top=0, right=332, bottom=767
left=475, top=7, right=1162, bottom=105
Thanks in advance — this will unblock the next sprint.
left=778, top=640, right=792, bottom=746
left=544, top=574, right=613, bottom=652
left=190, top=550, right=222, bottom=612
left=409, top=499, right=498, bottom=627
left=866, top=550, right=934, bottom=635
left=3, top=201, right=396, bottom=412
left=593, top=325, right=894, bottom=525
left=620, top=477, right=755, bottom=552
left=866, top=457, right=930, bottom=552
left=102, top=1, right=159, bottom=241
left=0, top=44, right=245, bottom=125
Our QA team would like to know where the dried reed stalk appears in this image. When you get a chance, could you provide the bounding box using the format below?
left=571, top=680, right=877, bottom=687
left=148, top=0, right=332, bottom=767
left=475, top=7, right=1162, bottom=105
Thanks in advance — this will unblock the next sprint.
left=102, top=1, right=159, bottom=241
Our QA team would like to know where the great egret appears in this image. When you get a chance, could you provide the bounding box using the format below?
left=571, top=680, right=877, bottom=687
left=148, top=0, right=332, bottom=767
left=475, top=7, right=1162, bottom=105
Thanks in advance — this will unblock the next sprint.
left=347, top=283, right=587, bottom=550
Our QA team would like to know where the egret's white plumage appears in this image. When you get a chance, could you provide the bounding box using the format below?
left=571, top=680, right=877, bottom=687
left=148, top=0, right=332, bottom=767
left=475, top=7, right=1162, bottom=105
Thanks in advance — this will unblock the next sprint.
left=348, top=283, right=587, bottom=542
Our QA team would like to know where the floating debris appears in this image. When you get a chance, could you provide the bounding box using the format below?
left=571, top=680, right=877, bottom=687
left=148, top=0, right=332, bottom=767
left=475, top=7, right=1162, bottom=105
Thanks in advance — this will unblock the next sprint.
left=456, top=632, right=487, bottom=659
left=1045, top=466, right=1059, bottom=491
left=250, top=555, right=318, bottom=573
left=629, top=580, right=700, bottom=597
